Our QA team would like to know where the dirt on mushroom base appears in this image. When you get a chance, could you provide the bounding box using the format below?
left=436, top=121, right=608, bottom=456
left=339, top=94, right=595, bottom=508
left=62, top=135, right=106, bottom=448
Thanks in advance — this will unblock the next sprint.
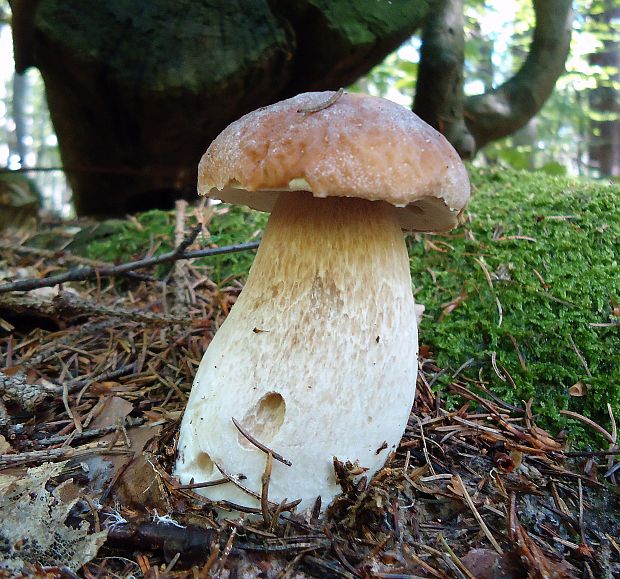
left=0, top=167, right=618, bottom=576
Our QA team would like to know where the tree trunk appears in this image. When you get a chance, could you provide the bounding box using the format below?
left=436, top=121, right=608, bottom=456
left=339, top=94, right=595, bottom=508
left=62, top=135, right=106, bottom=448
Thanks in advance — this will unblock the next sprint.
left=11, top=73, right=28, bottom=165
left=589, top=1, right=620, bottom=177
left=11, top=0, right=432, bottom=216
left=414, top=0, right=475, bottom=159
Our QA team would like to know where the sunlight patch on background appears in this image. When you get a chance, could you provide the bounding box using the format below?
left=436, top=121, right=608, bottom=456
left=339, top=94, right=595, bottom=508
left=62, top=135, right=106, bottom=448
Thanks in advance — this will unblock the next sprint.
left=0, top=22, right=72, bottom=217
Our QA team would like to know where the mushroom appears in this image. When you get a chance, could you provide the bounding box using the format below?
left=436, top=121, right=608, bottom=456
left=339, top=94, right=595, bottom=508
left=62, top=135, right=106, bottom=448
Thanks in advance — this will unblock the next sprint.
left=175, top=92, right=470, bottom=511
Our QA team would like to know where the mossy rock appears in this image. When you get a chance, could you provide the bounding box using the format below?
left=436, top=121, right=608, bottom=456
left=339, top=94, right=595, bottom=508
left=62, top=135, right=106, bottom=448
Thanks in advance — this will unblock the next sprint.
left=411, top=167, right=619, bottom=444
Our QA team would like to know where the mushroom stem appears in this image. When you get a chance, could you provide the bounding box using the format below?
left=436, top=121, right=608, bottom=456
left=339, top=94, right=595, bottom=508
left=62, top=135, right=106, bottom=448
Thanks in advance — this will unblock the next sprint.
left=175, top=192, right=418, bottom=510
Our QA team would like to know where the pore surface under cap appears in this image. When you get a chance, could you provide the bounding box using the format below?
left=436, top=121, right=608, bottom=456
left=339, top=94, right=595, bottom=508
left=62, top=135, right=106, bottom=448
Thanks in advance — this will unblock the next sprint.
left=199, top=91, right=470, bottom=231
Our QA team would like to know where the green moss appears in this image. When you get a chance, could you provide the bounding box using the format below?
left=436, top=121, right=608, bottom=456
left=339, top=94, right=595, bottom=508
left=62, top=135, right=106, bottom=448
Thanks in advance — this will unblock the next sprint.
left=410, top=168, right=619, bottom=444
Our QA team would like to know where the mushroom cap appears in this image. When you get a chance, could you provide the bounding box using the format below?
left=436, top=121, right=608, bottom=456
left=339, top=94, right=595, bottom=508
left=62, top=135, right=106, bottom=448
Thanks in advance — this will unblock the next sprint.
left=199, top=91, right=470, bottom=231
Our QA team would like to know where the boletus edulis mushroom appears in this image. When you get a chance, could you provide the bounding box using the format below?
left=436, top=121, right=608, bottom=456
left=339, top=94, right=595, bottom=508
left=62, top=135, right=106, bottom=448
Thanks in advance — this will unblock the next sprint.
left=175, top=91, right=470, bottom=512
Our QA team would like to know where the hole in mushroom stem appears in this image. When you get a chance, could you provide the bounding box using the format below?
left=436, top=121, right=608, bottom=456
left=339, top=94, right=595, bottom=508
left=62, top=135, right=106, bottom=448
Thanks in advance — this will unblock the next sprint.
left=238, top=392, right=286, bottom=450
left=195, top=451, right=215, bottom=476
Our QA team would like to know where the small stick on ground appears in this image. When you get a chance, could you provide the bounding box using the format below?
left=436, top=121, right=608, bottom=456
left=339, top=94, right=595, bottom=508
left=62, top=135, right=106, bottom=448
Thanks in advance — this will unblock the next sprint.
left=36, top=424, right=120, bottom=446
left=416, top=415, right=437, bottom=476
left=474, top=257, right=494, bottom=290
left=270, top=498, right=290, bottom=533
left=507, top=333, right=527, bottom=371
left=532, top=268, right=549, bottom=290
left=198, top=542, right=220, bottom=578
left=0, top=242, right=154, bottom=282
left=163, top=552, right=180, bottom=574
left=578, top=478, right=588, bottom=547
left=63, top=380, right=82, bottom=433
left=216, top=524, right=238, bottom=573
left=0, top=369, right=53, bottom=410
left=100, top=454, right=135, bottom=503
left=490, top=351, right=507, bottom=382
left=607, top=403, right=618, bottom=483
left=82, top=494, right=101, bottom=533
left=560, top=410, right=615, bottom=444
left=455, top=475, right=504, bottom=555
left=438, top=533, right=477, bottom=579
left=0, top=291, right=189, bottom=326
left=0, top=234, right=259, bottom=294
left=232, top=416, right=292, bottom=466
left=568, top=334, right=592, bottom=378
left=178, top=477, right=230, bottom=490
left=406, top=549, right=443, bottom=578
left=324, top=527, right=359, bottom=576
left=608, top=403, right=618, bottom=445
left=606, top=534, right=620, bottom=556
left=561, top=449, right=620, bottom=458
left=495, top=295, right=503, bottom=327
left=214, top=461, right=262, bottom=501
left=261, top=452, right=273, bottom=526
left=0, top=441, right=130, bottom=469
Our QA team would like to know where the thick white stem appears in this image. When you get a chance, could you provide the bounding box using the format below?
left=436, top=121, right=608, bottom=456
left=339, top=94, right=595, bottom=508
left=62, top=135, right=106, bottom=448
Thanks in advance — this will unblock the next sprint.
left=175, top=193, right=418, bottom=511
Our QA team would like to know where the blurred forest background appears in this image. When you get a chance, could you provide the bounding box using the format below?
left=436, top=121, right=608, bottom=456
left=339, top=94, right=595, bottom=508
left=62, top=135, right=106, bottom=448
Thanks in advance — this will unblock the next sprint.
left=0, top=0, right=618, bottom=218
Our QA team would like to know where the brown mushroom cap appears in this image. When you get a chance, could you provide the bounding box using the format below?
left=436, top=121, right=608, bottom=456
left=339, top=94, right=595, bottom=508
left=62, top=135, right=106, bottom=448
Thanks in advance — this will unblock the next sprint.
left=199, top=91, right=470, bottom=231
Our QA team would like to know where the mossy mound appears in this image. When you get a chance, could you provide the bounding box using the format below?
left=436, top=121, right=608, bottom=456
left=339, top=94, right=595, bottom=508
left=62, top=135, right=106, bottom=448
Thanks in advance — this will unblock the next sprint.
left=411, top=168, right=619, bottom=443
left=80, top=168, right=619, bottom=443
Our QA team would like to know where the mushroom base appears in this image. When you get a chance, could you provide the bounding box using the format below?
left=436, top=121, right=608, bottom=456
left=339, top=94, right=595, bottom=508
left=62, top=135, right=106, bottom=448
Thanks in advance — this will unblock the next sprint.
left=175, top=192, right=418, bottom=512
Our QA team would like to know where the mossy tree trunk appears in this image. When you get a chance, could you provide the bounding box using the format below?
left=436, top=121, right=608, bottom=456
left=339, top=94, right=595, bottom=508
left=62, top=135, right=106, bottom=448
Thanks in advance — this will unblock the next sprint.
left=10, top=0, right=432, bottom=216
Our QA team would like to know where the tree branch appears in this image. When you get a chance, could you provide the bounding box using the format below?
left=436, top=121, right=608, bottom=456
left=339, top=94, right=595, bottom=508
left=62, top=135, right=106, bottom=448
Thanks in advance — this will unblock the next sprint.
left=0, top=290, right=190, bottom=326
left=0, top=237, right=260, bottom=294
left=413, top=0, right=475, bottom=159
left=464, top=0, right=573, bottom=150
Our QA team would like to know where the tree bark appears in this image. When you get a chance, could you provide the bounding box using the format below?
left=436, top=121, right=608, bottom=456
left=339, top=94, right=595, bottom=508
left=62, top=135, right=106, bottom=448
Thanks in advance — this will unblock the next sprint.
left=414, top=0, right=475, bottom=159
left=589, top=1, right=620, bottom=177
left=11, top=0, right=432, bottom=216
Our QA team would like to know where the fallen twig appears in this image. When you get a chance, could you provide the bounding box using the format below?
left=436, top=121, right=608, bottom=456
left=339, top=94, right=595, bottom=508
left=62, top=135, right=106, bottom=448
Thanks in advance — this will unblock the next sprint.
left=177, top=478, right=230, bottom=490
left=0, top=440, right=131, bottom=469
left=0, top=237, right=260, bottom=293
left=0, top=242, right=154, bottom=283
left=0, top=291, right=190, bottom=326
left=568, top=334, right=592, bottom=378
left=261, top=452, right=273, bottom=526
left=560, top=410, right=615, bottom=444
left=455, top=475, right=504, bottom=555
left=232, top=416, right=292, bottom=466
left=0, top=369, right=54, bottom=410
left=438, top=534, right=477, bottom=579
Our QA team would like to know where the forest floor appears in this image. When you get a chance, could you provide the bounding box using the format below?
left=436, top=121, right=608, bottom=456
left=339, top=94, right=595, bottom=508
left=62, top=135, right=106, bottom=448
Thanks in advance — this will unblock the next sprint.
left=0, top=168, right=619, bottom=577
